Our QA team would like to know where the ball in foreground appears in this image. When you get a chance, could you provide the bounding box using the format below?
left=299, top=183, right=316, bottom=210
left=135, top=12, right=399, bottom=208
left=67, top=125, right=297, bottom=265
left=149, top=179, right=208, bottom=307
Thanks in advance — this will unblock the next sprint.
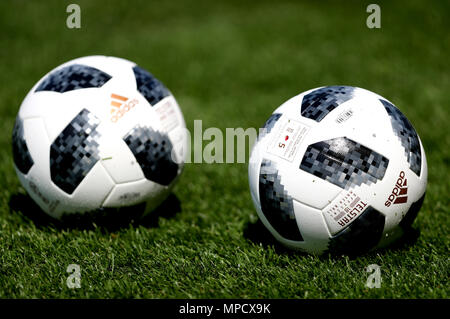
left=12, top=56, right=187, bottom=219
left=249, top=86, right=427, bottom=255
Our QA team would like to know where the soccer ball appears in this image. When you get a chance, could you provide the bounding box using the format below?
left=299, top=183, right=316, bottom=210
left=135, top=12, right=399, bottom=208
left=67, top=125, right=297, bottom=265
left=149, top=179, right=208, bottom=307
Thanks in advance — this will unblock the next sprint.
left=248, top=86, right=427, bottom=255
left=12, top=56, right=187, bottom=220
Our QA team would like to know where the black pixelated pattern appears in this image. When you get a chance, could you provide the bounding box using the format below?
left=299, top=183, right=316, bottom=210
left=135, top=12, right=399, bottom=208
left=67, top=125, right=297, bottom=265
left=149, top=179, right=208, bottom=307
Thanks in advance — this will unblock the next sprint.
left=258, top=113, right=281, bottom=140
left=50, top=109, right=101, bottom=194
left=301, top=86, right=355, bottom=122
left=380, top=99, right=422, bottom=176
left=259, top=159, right=304, bottom=241
left=300, top=137, right=389, bottom=189
left=124, top=126, right=178, bottom=186
left=133, top=66, right=170, bottom=106
left=399, top=192, right=425, bottom=231
left=35, top=64, right=111, bottom=93
left=12, top=118, right=34, bottom=174
left=327, top=206, right=385, bottom=255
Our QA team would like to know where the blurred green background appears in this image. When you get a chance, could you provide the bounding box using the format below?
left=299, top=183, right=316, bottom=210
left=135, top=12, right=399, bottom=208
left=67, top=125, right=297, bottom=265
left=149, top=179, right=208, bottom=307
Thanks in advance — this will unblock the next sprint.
left=0, top=0, right=448, bottom=298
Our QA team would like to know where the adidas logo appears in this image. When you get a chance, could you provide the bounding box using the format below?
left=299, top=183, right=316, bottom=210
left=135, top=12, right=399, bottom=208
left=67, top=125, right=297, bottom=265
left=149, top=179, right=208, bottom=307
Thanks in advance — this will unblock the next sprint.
left=385, top=171, right=408, bottom=207
left=110, top=93, right=139, bottom=123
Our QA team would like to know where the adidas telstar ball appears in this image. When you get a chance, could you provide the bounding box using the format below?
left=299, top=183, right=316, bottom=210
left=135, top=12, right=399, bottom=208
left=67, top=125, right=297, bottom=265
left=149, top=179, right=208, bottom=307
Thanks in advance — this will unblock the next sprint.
left=12, top=56, right=187, bottom=219
left=248, top=86, right=427, bottom=255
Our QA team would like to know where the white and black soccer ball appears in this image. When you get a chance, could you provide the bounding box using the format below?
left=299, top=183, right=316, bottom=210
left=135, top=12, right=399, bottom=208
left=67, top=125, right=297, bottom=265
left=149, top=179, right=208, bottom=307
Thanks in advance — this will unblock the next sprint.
left=249, top=86, right=427, bottom=255
left=12, top=55, right=187, bottom=220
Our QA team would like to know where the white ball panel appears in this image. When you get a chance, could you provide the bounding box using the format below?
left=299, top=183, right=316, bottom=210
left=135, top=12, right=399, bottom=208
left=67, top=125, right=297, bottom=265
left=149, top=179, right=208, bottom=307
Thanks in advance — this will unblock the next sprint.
left=102, top=179, right=169, bottom=210
left=18, top=91, right=63, bottom=120
left=293, top=200, right=331, bottom=252
left=68, top=162, right=116, bottom=214
left=39, top=89, right=102, bottom=142
left=276, top=159, right=342, bottom=209
left=22, top=118, right=50, bottom=165
left=18, top=118, right=69, bottom=218
left=96, top=136, right=145, bottom=184
left=252, top=199, right=330, bottom=254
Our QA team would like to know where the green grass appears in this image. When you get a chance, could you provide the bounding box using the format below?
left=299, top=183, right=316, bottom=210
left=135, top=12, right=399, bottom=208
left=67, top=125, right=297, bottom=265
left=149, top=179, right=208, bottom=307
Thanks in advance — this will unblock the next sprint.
left=0, top=0, right=448, bottom=298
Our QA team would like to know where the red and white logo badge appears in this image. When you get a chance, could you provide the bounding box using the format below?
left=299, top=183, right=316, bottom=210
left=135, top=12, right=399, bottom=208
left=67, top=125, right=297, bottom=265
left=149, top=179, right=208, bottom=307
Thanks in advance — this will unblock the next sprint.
left=385, top=171, right=408, bottom=207
left=110, top=93, right=138, bottom=123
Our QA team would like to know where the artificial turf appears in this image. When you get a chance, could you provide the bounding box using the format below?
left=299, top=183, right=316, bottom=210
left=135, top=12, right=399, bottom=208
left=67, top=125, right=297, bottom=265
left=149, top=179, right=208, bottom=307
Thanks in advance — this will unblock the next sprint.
left=0, top=0, right=448, bottom=298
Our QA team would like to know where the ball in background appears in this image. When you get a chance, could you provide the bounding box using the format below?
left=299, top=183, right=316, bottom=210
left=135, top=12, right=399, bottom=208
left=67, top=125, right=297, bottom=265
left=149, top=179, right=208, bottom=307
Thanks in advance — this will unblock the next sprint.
left=248, top=86, right=427, bottom=255
left=12, top=55, right=188, bottom=220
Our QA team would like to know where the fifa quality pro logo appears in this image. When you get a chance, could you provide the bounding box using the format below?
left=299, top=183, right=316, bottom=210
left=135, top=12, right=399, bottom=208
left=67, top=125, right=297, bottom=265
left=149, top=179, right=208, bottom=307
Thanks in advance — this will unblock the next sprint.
left=110, top=93, right=139, bottom=123
left=385, top=171, right=408, bottom=207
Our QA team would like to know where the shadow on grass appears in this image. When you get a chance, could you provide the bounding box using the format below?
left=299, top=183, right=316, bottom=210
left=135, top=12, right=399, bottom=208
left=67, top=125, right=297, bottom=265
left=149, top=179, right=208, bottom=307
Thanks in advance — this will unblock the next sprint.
left=8, top=192, right=182, bottom=233
left=243, top=218, right=420, bottom=259
left=243, top=219, right=307, bottom=256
